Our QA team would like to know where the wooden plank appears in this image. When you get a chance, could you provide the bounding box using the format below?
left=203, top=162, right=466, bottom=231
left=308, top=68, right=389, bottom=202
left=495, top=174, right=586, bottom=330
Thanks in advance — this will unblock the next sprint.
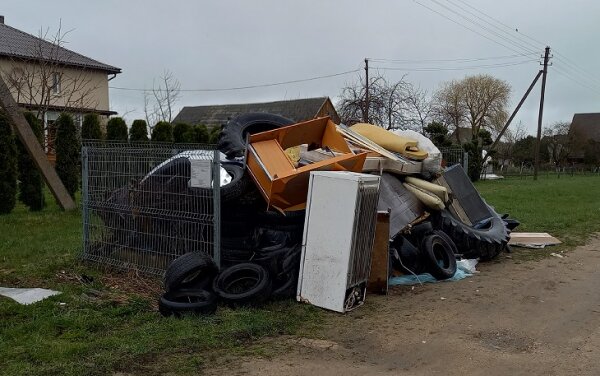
left=368, top=211, right=390, bottom=295
left=337, top=125, right=402, bottom=162
left=0, top=76, right=76, bottom=211
left=251, top=139, right=294, bottom=179
left=509, top=233, right=561, bottom=247
left=434, top=175, right=471, bottom=225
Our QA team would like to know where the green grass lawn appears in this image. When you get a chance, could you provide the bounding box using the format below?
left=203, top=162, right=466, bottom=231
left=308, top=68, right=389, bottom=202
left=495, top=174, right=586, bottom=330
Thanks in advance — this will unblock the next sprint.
left=476, top=175, right=600, bottom=248
left=0, top=193, right=320, bottom=376
left=1, top=175, right=600, bottom=375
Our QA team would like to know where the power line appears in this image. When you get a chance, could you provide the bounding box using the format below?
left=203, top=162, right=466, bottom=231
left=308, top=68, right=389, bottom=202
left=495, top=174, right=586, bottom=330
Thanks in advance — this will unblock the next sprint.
left=369, top=52, right=536, bottom=64
left=447, top=0, right=547, bottom=48
left=371, top=59, right=537, bottom=72
left=109, top=68, right=361, bottom=92
left=449, top=0, right=600, bottom=89
left=426, top=0, right=538, bottom=54
left=553, top=55, right=600, bottom=88
left=553, top=66, right=600, bottom=96
left=411, top=0, right=534, bottom=56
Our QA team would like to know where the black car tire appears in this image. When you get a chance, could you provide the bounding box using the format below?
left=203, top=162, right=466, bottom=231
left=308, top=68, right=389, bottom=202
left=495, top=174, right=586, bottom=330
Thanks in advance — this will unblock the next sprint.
left=433, top=230, right=460, bottom=256
left=421, top=234, right=457, bottom=280
left=390, top=236, right=424, bottom=275
left=212, top=263, right=272, bottom=306
left=219, top=163, right=251, bottom=203
left=164, top=252, right=218, bottom=292
left=434, top=208, right=509, bottom=261
left=272, top=272, right=298, bottom=299
left=158, top=289, right=217, bottom=317
left=218, top=113, right=294, bottom=158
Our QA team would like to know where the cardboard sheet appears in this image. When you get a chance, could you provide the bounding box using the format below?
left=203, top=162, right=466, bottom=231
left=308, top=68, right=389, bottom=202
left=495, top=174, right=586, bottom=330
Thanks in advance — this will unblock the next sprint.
left=509, top=233, right=562, bottom=248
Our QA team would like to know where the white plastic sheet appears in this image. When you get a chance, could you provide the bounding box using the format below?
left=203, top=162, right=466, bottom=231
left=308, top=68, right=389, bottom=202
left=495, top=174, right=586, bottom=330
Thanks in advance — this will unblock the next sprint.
left=0, top=287, right=61, bottom=305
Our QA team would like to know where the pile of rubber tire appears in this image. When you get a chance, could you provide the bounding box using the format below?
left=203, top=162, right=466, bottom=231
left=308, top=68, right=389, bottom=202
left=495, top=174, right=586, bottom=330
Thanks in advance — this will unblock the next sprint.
left=388, top=211, right=519, bottom=280
left=157, top=111, right=522, bottom=311
left=160, top=113, right=305, bottom=316
left=389, top=222, right=459, bottom=280
left=159, top=251, right=298, bottom=316
left=386, top=166, right=520, bottom=280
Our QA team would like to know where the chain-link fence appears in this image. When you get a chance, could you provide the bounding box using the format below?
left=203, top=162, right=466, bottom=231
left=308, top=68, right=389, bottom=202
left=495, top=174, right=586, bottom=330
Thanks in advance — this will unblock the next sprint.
left=81, top=142, right=221, bottom=275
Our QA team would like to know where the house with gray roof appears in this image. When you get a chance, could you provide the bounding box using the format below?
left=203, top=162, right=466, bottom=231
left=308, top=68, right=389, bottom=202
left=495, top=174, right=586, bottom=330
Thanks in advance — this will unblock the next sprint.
left=569, top=113, right=600, bottom=161
left=569, top=113, right=600, bottom=143
left=173, top=97, right=340, bottom=129
left=0, top=15, right=121, bottom=157
left=450, top=127, right=473, bottom=144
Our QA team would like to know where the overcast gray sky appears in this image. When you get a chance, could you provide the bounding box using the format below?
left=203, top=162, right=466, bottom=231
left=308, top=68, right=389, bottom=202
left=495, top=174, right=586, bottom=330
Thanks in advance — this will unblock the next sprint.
left=4, top=0, right=600, bottom=134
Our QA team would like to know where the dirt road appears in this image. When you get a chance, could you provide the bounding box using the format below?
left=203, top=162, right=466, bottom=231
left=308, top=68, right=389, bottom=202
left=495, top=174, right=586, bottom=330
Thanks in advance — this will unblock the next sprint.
left=207, top=235, right=600, bottom=376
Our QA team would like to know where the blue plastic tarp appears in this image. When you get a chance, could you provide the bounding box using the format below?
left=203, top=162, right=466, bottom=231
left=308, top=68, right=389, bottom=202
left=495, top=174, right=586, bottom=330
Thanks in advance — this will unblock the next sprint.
left=388, top=259, right=478, bottom=286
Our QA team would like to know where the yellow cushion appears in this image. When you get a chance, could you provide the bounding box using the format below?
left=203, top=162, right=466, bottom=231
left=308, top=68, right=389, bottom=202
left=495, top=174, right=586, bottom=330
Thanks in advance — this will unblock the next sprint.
left=405, top=176, right=449, bottom=202
left=350, top=123, right=428, bottom=160
left=403, top=183, right=445, bottom=211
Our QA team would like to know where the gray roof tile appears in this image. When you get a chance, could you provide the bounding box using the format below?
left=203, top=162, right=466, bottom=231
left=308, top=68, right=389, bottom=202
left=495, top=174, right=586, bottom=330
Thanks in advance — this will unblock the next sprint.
left=0, top=22, right=121, bottom=74
left=173, top=97, right=330, bottom=127
left=570, top=113, right=600, bottom=142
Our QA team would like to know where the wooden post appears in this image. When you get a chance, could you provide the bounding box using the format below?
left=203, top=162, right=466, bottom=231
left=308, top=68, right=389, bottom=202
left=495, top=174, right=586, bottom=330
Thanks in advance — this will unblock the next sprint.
left=0, top=76, right=76, bottom=210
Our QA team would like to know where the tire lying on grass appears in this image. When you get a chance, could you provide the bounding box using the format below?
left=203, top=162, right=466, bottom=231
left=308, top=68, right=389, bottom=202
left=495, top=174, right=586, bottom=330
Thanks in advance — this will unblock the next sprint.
left=433, top=207, right=510, bottom=261
left=218, top=113, right=294, bottom=159
left=164, top=252, right=218, bottom=291
left=421, top=234, right=457, bottom=280
left=212, top=263, right=272, bottom=307
left=159, top=289, right=217, bottom=317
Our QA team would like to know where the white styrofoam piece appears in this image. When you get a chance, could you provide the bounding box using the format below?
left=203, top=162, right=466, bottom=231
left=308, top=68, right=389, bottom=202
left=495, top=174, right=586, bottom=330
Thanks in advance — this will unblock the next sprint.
left=0, top=287, right=61, bottom=305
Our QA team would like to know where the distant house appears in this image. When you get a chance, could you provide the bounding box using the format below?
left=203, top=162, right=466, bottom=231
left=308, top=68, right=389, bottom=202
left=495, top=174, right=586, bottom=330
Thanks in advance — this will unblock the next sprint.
left=0, top=16, right=121, bottom=157
left=173, top=97, right=340, bottom=128
left=568, top=113, right=600, bottom=161
left=569, top=113, right=600, bottom=142
left=450, top=127, right=473, bottom=144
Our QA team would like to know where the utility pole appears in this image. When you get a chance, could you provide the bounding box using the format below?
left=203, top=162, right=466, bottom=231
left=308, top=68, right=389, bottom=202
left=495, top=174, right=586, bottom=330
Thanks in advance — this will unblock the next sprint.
left=534, top=46, right=551, bottom=180
left=364, top=58, right=369, bottom=123
left=490, top=70, right=542, bottom=151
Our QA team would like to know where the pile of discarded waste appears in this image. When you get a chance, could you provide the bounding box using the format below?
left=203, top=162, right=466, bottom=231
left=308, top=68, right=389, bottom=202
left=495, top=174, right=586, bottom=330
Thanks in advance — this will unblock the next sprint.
left=117, top=113, right=519, bottom=316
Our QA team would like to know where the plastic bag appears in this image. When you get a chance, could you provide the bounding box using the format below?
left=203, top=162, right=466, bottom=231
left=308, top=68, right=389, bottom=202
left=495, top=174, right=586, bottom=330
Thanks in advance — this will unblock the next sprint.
left=392, top=129, right=442, bottom=175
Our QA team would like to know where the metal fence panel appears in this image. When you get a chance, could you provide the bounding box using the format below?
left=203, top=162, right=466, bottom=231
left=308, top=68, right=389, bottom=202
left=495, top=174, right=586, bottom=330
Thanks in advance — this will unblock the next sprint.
left=81, top=141, right=220, bottom=275
left=439, top=146, right=466, bottom=169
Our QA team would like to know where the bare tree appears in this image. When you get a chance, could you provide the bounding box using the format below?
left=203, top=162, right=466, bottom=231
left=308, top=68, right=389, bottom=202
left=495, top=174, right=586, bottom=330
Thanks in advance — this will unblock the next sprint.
left=338, top=72, right=424, bottom=130
left=543, top=121, right=572, bottom=168
left=433, top=80, right=466, bottom=143
left=144, top=70, right=181, bottom=128
left=461, top=74, right=510, bottom=137
left=433, top=74, right=510, bottom=143
left=377, top=78, right=413, bottom=130
left=337, top=72, right=386, bottom=126
left=496, top=121, right=527, bottom=168
left=404, top=85, right=433, bottom=133
left=0, top=21, right=101, bottom=150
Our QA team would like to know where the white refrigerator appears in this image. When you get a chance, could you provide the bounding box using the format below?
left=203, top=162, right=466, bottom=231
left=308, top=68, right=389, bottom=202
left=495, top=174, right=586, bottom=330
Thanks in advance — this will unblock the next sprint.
left=297, top=171, right=381, bottom=313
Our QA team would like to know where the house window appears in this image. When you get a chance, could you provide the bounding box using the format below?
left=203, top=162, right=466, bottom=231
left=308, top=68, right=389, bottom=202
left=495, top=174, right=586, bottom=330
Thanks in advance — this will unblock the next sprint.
left=51, top=72, right=61, bottom=94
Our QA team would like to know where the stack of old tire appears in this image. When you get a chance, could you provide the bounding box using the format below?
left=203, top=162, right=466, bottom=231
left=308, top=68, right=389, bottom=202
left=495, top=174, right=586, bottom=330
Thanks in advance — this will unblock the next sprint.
left=159, top=113, right=304, bottom=316
left=386, top=165, right=520, bottom=281
left=387, top=209, right=519, bottom=281
left=389, top=222, right=459, bottom=280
